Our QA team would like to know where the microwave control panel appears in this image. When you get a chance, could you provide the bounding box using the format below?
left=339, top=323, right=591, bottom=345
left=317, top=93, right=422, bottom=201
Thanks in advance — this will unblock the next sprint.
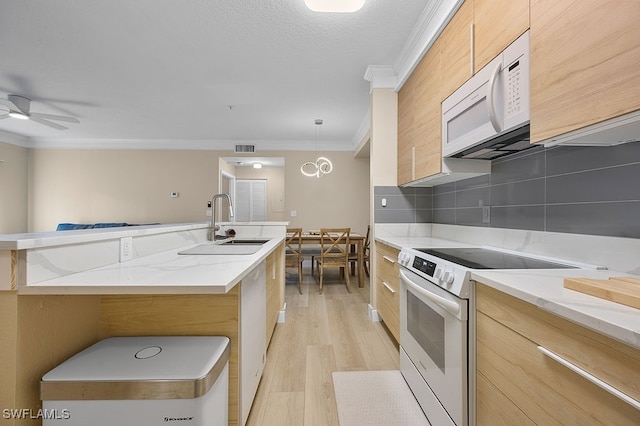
left=505, top=58, right=523, bottom=118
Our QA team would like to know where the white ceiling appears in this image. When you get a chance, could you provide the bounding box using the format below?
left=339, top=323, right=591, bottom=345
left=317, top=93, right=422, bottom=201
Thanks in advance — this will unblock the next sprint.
left=0, top=0, right=456, bottom=151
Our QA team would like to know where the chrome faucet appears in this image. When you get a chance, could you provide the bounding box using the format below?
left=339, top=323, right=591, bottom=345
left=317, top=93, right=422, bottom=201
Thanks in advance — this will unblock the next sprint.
left=208, top=193, right=234, bottom=241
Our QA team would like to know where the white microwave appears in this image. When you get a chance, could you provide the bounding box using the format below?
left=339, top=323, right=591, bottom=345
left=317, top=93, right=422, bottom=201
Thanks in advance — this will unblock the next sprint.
left=442, top=30, right=530, bottom=159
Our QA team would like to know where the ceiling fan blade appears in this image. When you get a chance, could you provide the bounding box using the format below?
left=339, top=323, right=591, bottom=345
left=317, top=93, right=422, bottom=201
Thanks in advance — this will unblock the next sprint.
left=30, top=116, right=68, bottom=130
left=30, top=112, right=80, bottom=123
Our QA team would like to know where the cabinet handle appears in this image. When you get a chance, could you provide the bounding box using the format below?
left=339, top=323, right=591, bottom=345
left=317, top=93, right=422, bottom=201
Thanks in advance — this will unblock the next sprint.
left=411, top=146, right=416, bottom=181
left=382, top=255, right=396, bottom=264
left=382, top=281, right=396, bottom=294
left=537, top=346, right=640, bottom=410
left=469, top=22, right=474, bottom=76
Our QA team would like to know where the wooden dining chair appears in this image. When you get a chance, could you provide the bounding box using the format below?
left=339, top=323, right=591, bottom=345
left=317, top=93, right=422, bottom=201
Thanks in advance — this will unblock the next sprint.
left=285, top=228, right=304, bottom=294
left=316, top=228, right=351, bottom=294
left=348, top=225, right=370, bottom=278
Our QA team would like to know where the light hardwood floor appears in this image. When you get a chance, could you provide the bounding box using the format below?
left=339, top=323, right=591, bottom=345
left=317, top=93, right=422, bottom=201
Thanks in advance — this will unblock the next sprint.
left=246, top=264, right=400, bottom=426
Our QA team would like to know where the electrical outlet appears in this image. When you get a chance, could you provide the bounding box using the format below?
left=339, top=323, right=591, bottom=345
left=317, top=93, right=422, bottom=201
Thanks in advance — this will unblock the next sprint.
left=482, top=206, right=490, bottom=223
left=120, top=237, right=133, bottom=262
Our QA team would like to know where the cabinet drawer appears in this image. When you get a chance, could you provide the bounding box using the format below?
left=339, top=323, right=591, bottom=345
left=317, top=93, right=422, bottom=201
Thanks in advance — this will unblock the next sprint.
left=376, top=242, right=399, bottom=287
left=376, top=276, right=400, bottom=342
left=477, top=283, right=640, bottom=423
left=478, top=310, right=639, bottom=425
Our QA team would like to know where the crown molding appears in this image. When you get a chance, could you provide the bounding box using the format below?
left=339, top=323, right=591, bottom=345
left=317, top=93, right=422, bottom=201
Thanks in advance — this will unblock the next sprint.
left=392, top=0, right=463, bottom=90
left=25, top=137, right=355, bottom=152
left=363, top=65, right=397, bottom=92
left=352, top=106, right=371, bottom=146
left=0, top=129, right=30, bottom=148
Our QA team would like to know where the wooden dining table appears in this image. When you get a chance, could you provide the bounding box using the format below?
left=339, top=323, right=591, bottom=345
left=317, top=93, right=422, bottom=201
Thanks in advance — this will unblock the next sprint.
left=295, top=231, right=366, bottom=288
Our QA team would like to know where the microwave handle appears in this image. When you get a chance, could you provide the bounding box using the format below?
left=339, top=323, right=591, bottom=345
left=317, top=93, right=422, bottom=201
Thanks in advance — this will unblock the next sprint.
left=400, top=270, right=460, bottom=316
left=487, top=60, right=502, bottom=133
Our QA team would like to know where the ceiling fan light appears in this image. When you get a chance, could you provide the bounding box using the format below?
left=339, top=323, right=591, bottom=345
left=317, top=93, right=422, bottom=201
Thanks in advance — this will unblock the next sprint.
left=304, top=0, right=365, bottom=13
left=9, top=111, right=29, bottom=120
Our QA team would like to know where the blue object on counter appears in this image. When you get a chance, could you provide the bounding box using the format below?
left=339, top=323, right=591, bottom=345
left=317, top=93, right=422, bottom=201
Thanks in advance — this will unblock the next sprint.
left=56, top=223, right=158, bottom=231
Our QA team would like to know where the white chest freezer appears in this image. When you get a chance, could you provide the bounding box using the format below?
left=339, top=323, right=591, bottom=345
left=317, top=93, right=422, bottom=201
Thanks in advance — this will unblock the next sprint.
left=41, top=336, right=230, bottom=426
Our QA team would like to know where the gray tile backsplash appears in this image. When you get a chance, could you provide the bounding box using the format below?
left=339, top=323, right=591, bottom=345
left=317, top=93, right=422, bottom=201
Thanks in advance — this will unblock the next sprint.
left=375, top=141, right=640, bottom=239
left=374, top=186, right=433, bottom=223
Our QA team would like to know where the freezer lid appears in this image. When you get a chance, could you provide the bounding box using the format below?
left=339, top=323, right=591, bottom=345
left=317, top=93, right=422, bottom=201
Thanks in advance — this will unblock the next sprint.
left=41, top=336, right=230, bottom=401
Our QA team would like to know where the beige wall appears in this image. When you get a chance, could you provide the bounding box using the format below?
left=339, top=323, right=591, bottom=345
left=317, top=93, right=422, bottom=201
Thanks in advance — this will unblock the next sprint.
left=282, top=150, right=370, bottom=236
left=25, top=148, right=369, bottom=234
left=0, top=142, right=28, bottom=233
left=29, top=149, right=220, bottom=231
left=370, top=89, right=398, bottom=188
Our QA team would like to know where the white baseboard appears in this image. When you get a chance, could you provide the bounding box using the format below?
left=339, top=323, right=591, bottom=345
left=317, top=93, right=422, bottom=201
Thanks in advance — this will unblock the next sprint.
left=277, top=302, right=287, bottom=323
left=368, top=304, right=381, bottom=322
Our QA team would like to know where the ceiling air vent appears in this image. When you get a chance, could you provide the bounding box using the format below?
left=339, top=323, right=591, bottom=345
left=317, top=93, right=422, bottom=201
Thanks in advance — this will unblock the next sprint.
left=234, top=144, right=256, bottom=153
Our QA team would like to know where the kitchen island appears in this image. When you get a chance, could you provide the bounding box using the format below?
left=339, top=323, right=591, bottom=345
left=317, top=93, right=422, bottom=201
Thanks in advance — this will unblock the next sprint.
left=0, top=222, right=287, bottom=426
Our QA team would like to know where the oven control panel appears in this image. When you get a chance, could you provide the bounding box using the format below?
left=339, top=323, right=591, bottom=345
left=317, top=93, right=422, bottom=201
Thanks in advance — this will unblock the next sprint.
left=412, top=256, right=436, bottom=277
left=398, top=248, right=470, bottom=298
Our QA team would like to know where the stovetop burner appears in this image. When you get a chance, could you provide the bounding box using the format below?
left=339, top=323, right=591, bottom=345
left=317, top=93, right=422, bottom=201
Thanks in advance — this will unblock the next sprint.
left=415, top=247, right=576, bottom=270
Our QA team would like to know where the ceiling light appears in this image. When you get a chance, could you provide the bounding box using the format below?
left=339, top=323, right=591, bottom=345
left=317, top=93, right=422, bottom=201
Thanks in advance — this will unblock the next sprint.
left=9, top=111, right=29, bottom=120
left=301, top=119, right=333, bottom=178
left=253, top=163, right=262, bottom=169
left=304, top=0, right=365, bottom=13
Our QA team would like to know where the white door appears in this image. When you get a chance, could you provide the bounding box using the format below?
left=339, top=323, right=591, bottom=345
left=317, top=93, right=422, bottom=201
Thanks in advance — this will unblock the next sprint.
left=236, top=180, right=267, bottom=222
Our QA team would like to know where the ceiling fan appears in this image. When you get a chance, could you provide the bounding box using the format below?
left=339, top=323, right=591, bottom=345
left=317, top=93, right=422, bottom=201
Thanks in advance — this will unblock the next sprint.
left=0, top=94, right=79, bottom=130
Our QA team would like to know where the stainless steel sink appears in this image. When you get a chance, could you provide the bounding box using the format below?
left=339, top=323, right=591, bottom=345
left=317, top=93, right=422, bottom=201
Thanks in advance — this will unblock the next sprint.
left=221, top=239, right=270, bottom=245
left=178, top=243, right=263, bottom=255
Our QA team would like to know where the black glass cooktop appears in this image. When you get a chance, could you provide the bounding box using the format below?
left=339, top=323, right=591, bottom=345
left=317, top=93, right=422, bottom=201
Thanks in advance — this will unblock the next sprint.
left=416, top=247, right=576, bottom=270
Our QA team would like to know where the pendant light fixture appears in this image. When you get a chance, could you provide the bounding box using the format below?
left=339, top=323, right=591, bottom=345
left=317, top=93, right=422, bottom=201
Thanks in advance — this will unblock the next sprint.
left=301, top=119, right=333, bottom=178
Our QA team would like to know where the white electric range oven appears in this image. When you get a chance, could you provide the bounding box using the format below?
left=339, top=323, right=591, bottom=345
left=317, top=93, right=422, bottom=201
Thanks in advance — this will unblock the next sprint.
left=397, top=246, right=589, bottom=426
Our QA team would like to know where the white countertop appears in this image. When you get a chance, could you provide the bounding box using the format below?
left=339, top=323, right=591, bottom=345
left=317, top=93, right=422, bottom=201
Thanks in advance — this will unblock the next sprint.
left=0, top=222, right=208, bottom=250
left=376, top=235, right=640, bottom=350
left=18, top=236, right=283, bottom=295
left=0, top=221, right=290, bottom=250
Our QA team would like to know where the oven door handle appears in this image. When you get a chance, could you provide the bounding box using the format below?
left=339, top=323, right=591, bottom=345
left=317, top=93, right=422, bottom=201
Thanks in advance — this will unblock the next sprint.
left=400, top=270, right=460, bottom=316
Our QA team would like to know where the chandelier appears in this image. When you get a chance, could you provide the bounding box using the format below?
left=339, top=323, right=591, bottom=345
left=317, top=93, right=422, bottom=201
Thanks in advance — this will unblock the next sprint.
left=301, top=119, right=333, bottom=178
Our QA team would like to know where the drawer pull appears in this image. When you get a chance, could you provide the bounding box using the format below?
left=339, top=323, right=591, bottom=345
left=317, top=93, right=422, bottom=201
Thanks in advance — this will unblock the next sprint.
left=537, top=346, right=640, bottom=410
left=382, top=281, right=396, bottom=294
left=382, top=255, right=396, bottom=264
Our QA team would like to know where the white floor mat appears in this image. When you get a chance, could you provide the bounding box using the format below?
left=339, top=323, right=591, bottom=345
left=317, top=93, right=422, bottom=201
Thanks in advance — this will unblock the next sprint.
left=332, top=370, right=430, bottom=426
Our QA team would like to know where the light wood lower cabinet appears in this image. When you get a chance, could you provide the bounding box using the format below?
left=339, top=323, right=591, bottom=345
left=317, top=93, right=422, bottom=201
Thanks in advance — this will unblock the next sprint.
left=265, top=243, right=284, bottom=346
left=477, top=283, right=640, bottom=425
left=375, top=242, right=400, bottom=342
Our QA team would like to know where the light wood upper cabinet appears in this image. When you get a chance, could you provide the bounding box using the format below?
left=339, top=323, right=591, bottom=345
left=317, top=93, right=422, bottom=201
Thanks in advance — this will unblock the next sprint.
left=477, top=283, right=640, bottom=425
left=397, top=70, right=416, bottom=185
left=473, top=0, right=529, bottom=73
left=530, top=0, right=640, bottom=143
left=397, top=41, right=442, bottom=185
left=397, top=1, right=472, bottom=185
left=414, top=42, right=442, bottom=180
left=440, top=0, right=474, bottom=97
